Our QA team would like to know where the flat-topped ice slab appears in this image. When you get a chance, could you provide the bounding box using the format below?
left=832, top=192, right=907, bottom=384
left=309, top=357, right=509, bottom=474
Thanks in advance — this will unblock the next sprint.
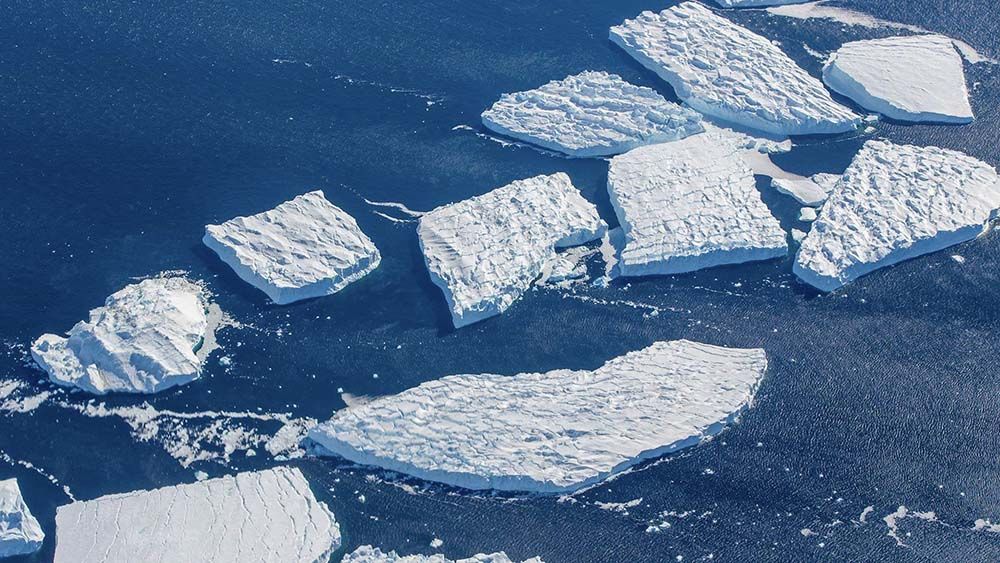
left=418, top=173, right=605, bottom=328
left=53, top=467, right=340, bottom=563
left=32, top=277, right=218, bottom=395
left=823, top=35, right=973, bottom=124
left=610, top=2, right=859, bottom=136
left=608, top=127, right=788, bottom=277
left=204, top=190, right=380, bottom=304
left=795, top=140, right=1000, bottom=291
left=343, top=546, right=543, bottom=563
left=481, top=71, right=703, bottom=157
left=0, top=479, right=44, bottom=558
left=712, top=0, right=807, bottom=6
left=309, top=340, right=767, bottom=493
left=771, top=177, right=828, bottom=207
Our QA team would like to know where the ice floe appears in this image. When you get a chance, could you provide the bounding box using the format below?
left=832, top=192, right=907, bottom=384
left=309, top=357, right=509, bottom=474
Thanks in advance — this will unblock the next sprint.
left=771, top=177, right=828, bottom=207
left=711, top=0, right=807, bottom=6
left=343, top=546, right=543, bottom=563
left=0, top=479, right=44, bottom=558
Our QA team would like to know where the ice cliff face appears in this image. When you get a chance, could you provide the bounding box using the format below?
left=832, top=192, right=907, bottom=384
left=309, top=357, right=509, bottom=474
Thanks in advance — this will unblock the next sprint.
left=795, top=140, right=1000, bottom=291
left=204, top=190, right=380, bottom=305
left=31, top=277, right=218, bottom=395
left=0, top=479, right=44, bottom=558
left=343, top=546, right=543, bottom=563
left=309, top=340, right=767, bottom=493
left=53, top=467, right=340, bottom=563
left=417, top=173, right=605, bottom=328
left=609, top=2, right=859, bottom=136
left=481, top=71, right=703, bottom=157
left=822, top=35, right=974, bottom=124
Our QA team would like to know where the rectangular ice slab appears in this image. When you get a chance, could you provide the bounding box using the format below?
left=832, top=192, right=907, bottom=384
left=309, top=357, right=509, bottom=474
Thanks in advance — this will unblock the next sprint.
left=204, top=190, right=380, bottom=304
left=481, top=71, right=703, bottom=157
left=0, top=479, right=44, bottom=558
left=309, top=340, right=767, bottom=493
left=418, top=173, right=605, bottom=328
left=610, top=2, right=859, bottom=136
left=608, top=128, right=788, bottom=276
left=344, top=546, right=544, bottom=563
left=795, top=140, right=1000, bottom=291
left=53, top=467, right=341, bottom=563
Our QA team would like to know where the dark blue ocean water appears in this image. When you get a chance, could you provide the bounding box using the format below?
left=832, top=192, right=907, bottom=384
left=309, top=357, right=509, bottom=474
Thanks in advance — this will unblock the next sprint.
left=2, top=1, right=999, bottom=561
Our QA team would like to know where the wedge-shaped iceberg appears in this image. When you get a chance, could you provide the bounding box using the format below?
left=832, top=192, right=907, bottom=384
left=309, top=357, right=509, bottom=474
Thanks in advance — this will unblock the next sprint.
left=0, top=479, right=44, bottom=558
left=204, top=190, right=380, bottom=304
left=418, top=173, right=605, bottom=328
left=481, top=71, right=703, bottom=157
left=32, top=277, right=218, bottom=395
left=310, top=340, right=767, bottom=493
left=609, top=2, right=859, bottom=136
left=608, top=129, right=787, bottom=277
left=822, top=35, right=974, bottom=124
left=795, top=140, right=1000, bottom=291
left=344, top=546, right=543, bottom=563
left=53, top=467, right=340, bottom=563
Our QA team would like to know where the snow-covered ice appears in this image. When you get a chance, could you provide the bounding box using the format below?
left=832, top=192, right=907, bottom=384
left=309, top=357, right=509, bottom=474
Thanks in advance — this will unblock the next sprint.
left=31, top=277, right=219, bottom=395
left=418, top=173, right=605, bottom=327
left=823, top=35, right=974, bottom=124
left=53, top=467, right=340, bottom=563
left=481, top=71, right=703, bottom=157
left=609, top=2, right=859, bottom=136
left=795, top=140, right=1000, bottom=291
left=810, top=173, right=841, bottom=194
left=798, top=207, right=817, bottom=222
left=711, top=0, right=807, bottom=7
left=0, top=479, right=44, bottom=558
left=309, top=340, right=767, bottom=493
left=343, top=546, right=544, bottom=563
left=771, top=177, right=828, bottom=207
left=204, top=190, right=380, bottom=304
left=607, top=127, right=787, bottom=277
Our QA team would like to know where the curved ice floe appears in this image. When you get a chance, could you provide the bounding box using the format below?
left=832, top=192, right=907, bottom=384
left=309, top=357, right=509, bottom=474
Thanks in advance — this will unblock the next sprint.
left=343, top=546, right=544, bottom=563
left=0, top=479, right=44, bottom=558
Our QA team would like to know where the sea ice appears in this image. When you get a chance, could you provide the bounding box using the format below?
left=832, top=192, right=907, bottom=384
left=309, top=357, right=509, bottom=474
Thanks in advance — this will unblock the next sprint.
left=0, top=479, right=44, bottom=558
left=31, top=277, right=219, bottom=395
left=823, top=35, right=974, bottom=123
left=798, top=207, right=817, bottom=222
left=53, top=467, right=340, bottom=563
left=481, top=71, right=703, bottom=157
left=711, top=0, right=807, bottom=6
left=418, top=173, right=605, bottom=327
left=609, top=2, right=859, bottom=136
left=771, top=177, right=828, bottom=207
left=309, top=340, right=767, bottom=493
left=795, top=140, right=1000, bottom=291
left=204, top=190, right=380, bottom=304
left=343, top=546, right=543, bottom=563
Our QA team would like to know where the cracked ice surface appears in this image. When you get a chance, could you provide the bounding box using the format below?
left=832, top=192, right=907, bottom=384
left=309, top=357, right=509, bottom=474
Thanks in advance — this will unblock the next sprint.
left=343, top=546, right=544, bottom=563
left=481, top=71, right=703, bottom=157
left=310, top=340, right=767, bottom=493
left=0, top=479, right=44, bottom=557
left=609, top=2, right=859, bottom=135
left=53, top=467, right=340, bottom=563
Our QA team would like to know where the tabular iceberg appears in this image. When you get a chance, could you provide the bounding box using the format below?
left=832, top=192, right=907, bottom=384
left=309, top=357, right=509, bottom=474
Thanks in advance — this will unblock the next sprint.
left=607, top=128, right=788, bottom=277
left=309, top=340, right=767, bottom=493
left=481, top=71, right=703, bottom=157
left=343, top=546, right=543, bottom=563
left=0, top=479, right=44, bottom=558
left=771, top=178, right=828, bottom=207
left=32, top=277, right=219, bottom=395
left=795, top=140, right=1000, bottom=291
left=418, top=173, right=605, bottom=328
left=609, top=2, right=859, bottom=136
left=53, top=467, right=340, bottom=563
left=822, top=35, right=974, bottom=124
left=204, top=190, right=380, bottom=304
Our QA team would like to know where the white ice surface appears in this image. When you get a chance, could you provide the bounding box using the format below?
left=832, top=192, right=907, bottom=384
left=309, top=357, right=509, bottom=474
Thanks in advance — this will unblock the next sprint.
left=343, top=546, right=543, bottom=563
left=0, top=479, right=44, bottom=558
left=204, top=190, right=380, bottom=304
left=418, top=173, right=605, bottom=327
left=711, top=0, right=807, bottom=6
left=309, top=340, right=767, bottom=493
left=610, top=2, right=859, bottom=136
left=53, top=467, right=340, bottom=563
left=795, top=140, right=1000, bottom=291
left=771, top=178, right=828, bottom=207
left=481, top=71, right=703, bottom=157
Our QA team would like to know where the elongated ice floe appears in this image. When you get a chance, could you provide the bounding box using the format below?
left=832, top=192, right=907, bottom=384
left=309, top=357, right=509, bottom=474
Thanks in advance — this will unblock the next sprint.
left=609, top=2, right=859, bottom=136
left=0, top=479, right=44, bottom=558
left=481, top=71, right=703, bottom=157
left=204, top=190, right=380, bottom=304
left=823, top=35, right=973, bottom=124
left=32, top=277, right=220, bottom=395
left=795, top=140, right=1000, bottom=291
left=343, top=546, right=544, bottom=563
left=771, top=177, right=828, bottom=207
left=309, top=340, right=767, bottom=493
left=418, top=173, right=605, bottom=328
left=712, top=0, right=807, bottom=6
left=53, top=467, right=340, bottom=563
left=607, top=128, right=787, bottom=277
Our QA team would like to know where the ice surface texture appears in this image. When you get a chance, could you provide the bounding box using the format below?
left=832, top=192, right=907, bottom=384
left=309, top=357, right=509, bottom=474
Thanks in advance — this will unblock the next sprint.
left=0, top=479, right=44, bottom=558
left=53, top=467, right=340, bottom=563
left=418, top=173, right=605, bottom=328
left=711, top=0, right=807, bottom=6
left=610, top=2, right=859, bottom=136
left=795, top=140, right=1000, bottom=291
left=310, top=340, right=767, bottom=493
left=204, top=190, right=380, bottom=305
left=343, top=546, right=543, bottom=563
left=481, top=71, right=703, bottom=157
